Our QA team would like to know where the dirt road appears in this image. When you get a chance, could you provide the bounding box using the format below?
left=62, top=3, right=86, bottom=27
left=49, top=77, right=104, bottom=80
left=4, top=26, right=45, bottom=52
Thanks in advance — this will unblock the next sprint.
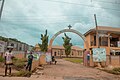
left=0, top=59, right=120, bottom=80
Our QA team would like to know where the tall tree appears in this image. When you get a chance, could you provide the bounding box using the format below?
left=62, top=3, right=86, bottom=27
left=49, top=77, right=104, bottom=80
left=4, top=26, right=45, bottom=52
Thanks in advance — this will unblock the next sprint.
left=62, top=33, right=72, bottom=57
left=39, top=30, right=49, bottom=52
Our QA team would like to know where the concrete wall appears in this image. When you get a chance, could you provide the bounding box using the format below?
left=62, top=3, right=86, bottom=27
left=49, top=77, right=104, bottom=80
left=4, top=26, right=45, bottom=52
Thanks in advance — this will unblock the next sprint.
left=89, top=55, right=120, bottom=67
left=14, top=53, right=25, bottom=59
left=32, top=60, right=39, bottom=71
left=84, top=34, right=91, bottom=49
left=13, top=53, right=39, bottom=71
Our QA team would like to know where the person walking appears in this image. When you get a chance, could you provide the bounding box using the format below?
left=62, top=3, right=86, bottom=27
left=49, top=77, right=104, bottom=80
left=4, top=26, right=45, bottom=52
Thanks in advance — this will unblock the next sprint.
left=26, top=51, right=34, bottom=71
left=4, top=46, right=14, bottom=76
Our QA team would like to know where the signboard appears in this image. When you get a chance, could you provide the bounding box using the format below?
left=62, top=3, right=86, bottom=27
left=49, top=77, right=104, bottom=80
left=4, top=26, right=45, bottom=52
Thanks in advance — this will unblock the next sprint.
left=46, top=52, right=52, bottom=62
left=0, top=41, right=5, bottom=53
left=92, top=48, right=106, bottom=62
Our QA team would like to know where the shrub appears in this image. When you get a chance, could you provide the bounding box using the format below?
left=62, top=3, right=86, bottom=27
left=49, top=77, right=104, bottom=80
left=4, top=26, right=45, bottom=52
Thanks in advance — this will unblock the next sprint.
left=0, top=56, right=4, bottom=62
left=113, top=67, right=120, bottom=72
left=14, top=62, right=25, bottom=69
left=13, top=58, right=26, bottom=71
left=19, top=58, right=27, bottom=62
left=12, top=57, right=18, bottom=63
left=12, top=71, right=32, bottom=77
left=103, top=67, right=120, bottom=75
left=111, top=67, right=120, bottom=75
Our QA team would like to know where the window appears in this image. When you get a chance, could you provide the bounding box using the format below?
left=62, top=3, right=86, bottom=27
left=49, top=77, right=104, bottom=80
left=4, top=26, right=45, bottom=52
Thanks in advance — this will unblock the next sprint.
left=54, top=52, right=56, bottom=56
left=72, top=52, right=73, bottom=55
left=110, top=37, right=119, bottom=47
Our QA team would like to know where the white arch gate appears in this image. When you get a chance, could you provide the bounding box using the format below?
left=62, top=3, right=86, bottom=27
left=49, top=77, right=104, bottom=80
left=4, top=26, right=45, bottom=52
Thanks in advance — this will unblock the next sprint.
left=49, top=29, right=88, bottom=50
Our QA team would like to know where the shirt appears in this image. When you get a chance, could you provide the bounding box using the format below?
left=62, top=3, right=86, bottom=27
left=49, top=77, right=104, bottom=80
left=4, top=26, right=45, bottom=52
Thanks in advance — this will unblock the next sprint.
left=5, top=51, right=13, bottom=64
left=28, top=54, right=33, bottom=64
left=87, top=54, right=90, bottom=60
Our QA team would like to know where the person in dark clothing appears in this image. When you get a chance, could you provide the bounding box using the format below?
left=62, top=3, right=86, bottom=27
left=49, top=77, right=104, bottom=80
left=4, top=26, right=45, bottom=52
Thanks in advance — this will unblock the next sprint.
left=52, top=56, right=57, bottom=65
left=87, top=53, right=90, bottom=66
left=26, top=52, right=34, bottom=71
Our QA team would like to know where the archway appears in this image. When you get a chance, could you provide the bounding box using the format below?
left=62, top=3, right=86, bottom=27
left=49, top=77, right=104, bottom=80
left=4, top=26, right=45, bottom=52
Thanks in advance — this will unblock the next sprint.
left=49, top=29, right=88, bottom=50
left=49, top=28, right=89, bottom=66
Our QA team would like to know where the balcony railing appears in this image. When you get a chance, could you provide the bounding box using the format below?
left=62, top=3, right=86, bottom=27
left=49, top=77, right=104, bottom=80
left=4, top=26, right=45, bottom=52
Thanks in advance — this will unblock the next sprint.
left=91, top=41, right=96, bottom=46
left=91, top=41, right=108, bottom=46
left=100, top=41, right=108, bottom=46
left=91, top=41, right=120, bottom=47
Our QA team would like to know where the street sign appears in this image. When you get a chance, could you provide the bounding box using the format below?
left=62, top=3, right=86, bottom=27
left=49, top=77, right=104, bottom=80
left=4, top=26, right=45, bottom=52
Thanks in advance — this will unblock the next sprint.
left=46, top=52, right=52, bottom=62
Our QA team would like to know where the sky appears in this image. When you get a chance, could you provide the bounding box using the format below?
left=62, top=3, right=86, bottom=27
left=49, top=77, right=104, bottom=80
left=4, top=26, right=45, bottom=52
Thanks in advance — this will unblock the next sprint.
left=0, top=0, right=120, bottom=48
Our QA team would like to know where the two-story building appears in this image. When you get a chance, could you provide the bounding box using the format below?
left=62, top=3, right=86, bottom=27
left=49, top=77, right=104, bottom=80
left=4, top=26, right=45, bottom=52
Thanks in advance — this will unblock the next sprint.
left=84, top=26, right=120, bottom=55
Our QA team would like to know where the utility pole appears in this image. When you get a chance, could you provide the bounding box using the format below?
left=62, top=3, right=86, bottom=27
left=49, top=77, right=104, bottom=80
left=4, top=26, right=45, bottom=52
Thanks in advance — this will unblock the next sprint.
left=94, top=14, right=99, bottom=48
left=0, top=0, right=5, bottom=20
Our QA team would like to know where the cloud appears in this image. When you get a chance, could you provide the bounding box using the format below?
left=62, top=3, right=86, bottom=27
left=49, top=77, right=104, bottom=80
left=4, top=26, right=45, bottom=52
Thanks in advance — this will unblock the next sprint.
left=0, top=0, right=120, bottom=47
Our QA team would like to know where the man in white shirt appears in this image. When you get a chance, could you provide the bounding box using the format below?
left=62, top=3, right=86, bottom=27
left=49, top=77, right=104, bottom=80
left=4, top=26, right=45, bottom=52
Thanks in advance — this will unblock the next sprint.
left=4, top=46, right=14, bottom=76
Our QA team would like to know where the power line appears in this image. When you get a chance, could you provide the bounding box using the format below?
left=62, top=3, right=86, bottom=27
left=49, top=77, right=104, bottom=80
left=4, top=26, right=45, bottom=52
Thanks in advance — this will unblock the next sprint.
left=3, top=15, right=91, bottom=17
left=3, top=21, right=81, bottom=25
left=2, top=12, right=120, bottom=19
left=1, top=14, right=120, bottom=23
left=92, top=0, right=120, bottom=4
left=42, top=0, right=120, bottom=12
left=2, top=16, right=92, bottom=19
left=1, top=19, right=120, bottom=27
left=1, top=16, right=92, bottom=21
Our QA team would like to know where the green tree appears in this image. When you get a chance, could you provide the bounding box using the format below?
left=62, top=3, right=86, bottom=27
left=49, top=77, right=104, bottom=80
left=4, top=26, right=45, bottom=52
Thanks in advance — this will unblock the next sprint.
left=39, top=30, right=49, bottom=52
left=62, top=33, right=72, bottom=57
left=0, top=36, right=8, bottom=42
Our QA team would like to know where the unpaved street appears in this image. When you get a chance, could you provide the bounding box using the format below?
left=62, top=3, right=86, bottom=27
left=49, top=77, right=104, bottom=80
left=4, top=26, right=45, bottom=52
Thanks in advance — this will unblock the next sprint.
left=0, top=59, right=120, bottom=80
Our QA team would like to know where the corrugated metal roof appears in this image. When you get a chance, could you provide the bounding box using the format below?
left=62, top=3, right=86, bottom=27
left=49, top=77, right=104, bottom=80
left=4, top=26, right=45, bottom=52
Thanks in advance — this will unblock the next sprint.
left=84, top=26, right=120, bottom=36
left=52, top=45, right=83, bottom=50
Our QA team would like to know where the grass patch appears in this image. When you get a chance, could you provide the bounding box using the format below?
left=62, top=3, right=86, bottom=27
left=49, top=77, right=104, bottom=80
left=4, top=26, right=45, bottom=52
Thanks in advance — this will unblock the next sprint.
left=12, top=58, right=32, bottom=77
left=12, top=70, right=32, bottom=77
left=13, top=58, right=26, bottom=71
left=14, top=62, right=25, bottom=69
left=64, top=58, right=83, bottom=64
left=13, top=58, right=27, bottom=63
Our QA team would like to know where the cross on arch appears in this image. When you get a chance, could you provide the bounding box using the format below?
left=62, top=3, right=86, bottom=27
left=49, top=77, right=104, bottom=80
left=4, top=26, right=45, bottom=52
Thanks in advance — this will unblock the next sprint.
left=68, top=25, right=72, bottom=29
